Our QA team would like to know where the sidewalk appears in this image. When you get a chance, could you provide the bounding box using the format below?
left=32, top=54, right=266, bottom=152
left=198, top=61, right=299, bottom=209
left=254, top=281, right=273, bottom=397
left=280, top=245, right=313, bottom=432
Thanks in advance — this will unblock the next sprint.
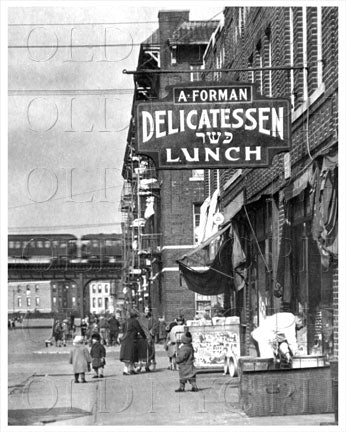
left=8, top=346, right=336, bottom=426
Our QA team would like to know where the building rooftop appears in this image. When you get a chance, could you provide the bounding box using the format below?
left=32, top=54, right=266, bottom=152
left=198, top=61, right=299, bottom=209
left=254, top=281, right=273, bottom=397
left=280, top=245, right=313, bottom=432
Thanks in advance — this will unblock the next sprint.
left=142, top=28, right=160, bottom=46
left=169, top=20, right=219, bottom=45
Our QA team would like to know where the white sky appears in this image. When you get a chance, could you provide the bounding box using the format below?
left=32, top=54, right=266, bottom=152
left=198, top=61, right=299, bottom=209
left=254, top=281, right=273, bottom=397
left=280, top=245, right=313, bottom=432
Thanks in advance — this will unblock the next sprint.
left=7, top=2, right=224, bottom=236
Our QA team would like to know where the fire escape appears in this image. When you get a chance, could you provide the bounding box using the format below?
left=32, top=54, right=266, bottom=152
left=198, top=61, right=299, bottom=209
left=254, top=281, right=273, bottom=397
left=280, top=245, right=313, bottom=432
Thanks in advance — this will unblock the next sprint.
left=120, top=29, right=161, bottom=311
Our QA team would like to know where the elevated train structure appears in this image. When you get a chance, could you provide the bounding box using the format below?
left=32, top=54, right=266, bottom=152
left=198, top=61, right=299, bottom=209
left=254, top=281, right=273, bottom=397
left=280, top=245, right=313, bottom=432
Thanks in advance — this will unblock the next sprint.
left=8, top=233, right=123, bottom=318
left=8, top=233, right=122, bottom=265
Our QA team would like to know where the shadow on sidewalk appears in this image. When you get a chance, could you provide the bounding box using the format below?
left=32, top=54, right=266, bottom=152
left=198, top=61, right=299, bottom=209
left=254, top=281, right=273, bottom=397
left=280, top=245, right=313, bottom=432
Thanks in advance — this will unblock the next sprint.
left=8, top=407, right=92, bottom=425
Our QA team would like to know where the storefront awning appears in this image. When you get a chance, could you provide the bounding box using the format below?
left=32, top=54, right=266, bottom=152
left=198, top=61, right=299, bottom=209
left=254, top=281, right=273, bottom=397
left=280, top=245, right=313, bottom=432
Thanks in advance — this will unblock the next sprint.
left=284, top=164, right=314, bottom=201
left=177, top=237, right=233, bottom=295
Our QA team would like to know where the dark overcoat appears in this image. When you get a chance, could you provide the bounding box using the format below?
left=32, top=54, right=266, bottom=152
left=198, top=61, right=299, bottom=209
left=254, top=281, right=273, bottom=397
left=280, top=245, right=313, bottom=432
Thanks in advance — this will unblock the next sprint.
left=69, top=345, right=92, bottom=373
left=176, top=343, right=196, bottom=380
left=120, top=317, right=146, bottom=363
left=90, top=341, right=106, bottom=368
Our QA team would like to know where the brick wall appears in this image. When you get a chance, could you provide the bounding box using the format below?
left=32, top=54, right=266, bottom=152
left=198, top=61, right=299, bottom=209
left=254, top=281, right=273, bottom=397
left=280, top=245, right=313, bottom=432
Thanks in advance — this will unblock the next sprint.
left=156, top=11, right=210, bottom=321
left=332, top=264, right=338, bottom=357
left=202, top=6, right=338, bottom=357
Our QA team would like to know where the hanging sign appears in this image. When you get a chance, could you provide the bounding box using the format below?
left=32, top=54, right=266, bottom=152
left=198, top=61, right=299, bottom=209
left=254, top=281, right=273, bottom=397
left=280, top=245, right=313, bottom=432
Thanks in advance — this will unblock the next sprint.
left=136, top=81, right=291, bottom=169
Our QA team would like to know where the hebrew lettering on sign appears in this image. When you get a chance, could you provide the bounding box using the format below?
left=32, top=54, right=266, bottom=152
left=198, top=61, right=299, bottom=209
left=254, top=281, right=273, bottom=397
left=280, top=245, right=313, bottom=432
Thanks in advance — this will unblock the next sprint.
left=136, top=81, right=291, bottom=169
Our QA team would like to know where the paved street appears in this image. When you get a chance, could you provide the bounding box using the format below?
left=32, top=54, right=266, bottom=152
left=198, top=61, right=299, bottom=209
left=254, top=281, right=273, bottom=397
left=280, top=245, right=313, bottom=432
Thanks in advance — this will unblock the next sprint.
left=8, top=328, right=335, bottom=426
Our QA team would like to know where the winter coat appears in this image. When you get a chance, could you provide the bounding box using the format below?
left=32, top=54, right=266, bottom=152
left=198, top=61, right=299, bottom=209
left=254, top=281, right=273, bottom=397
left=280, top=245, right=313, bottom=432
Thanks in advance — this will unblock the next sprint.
left=176, top=343, right=196, bottom=380
left=99, top=317, right=109, bottom=329
left=108, top=317, right=120, bottom=332
left=120, top=317, right=146, bottom=363
left=69, top=345, right=92, bottom=373
left=165, top=324, right=184, bottom=358
left=90, top=341, right=106, bottom=368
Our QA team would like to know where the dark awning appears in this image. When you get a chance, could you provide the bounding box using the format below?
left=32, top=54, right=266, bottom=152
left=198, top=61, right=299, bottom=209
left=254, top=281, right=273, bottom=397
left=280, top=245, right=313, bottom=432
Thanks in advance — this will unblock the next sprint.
left=177, top=237, right=233, bottom=296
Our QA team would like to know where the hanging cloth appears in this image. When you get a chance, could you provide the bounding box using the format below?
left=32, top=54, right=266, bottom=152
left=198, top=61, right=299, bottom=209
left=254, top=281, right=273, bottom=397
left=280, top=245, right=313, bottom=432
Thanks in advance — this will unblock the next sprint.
left=311, top=155, right=338, bottom=268
left=195, top=196, right=211, bottom=244
left=177, top=238, right=233, bottom=296
left=204, top=189, right=220, bottom=240
left=231, top=225, right=247, bottom=291
left=275, top=220, right=292, bottom=302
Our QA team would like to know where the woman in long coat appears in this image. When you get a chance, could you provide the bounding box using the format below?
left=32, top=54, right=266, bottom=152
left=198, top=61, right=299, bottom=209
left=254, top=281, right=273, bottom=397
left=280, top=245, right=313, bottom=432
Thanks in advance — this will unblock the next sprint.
left=120, top=310, right=147, bottom=375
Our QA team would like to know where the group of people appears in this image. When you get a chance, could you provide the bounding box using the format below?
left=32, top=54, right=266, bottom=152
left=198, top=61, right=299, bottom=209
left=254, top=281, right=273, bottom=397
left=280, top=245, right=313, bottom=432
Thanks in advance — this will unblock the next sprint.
left=80, top=313, right=121, bottom=346
left=53, top=318, right=76, bottom=347
left=69, top=333, right=106, bottom=383
left=69, top=308, right=199, bottom=392
left=119, top=307, right=158, bottom=374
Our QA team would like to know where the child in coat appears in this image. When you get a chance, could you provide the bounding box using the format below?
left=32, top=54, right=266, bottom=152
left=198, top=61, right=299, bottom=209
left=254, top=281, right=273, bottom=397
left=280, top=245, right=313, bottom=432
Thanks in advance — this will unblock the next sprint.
left=69, top=335, right=92, bottom=383
left=90, top=333, right=106, bottom=378
left=175, top=332, right=198, bottom=392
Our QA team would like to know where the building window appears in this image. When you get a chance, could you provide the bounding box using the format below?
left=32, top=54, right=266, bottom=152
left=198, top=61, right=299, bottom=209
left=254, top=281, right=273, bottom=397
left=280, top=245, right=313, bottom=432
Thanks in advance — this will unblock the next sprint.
left=104, top=284, right=109, bottom=294
left=171, top=45, right=177, bottom=65
left=45, top=240, right=51, bottom=248
left=289, top=7, right=295, bottom=109
left=72, top=296, right=76, bottom=305
left=248, top=54, right=254, bottom=83
left=17, top=298, right=22, bottom=307
left=193, top=203, right=202, bottom=244
left=105, top=297, right=109, bottom=310
left=190, top=65, right=202, bottom=82
left=264, top=26, right=272, bottom=97
left=27, top=298, right=31, bottom=307
left=37, top=241, right=43, bottom=248
left=255, top=40, right=263, bottom=94
left=53, top=297, right=57, bottom=305
left=35, top=285, right=39, bottom=293
left=316, top=7, right=323, bottom=88
left=98, top=284, right=102, bottom=293
left=98, top=298, right=102, bottom=308
left=15, top=241, right=21, bottom=248
left=302, top=6, right=308, bottom=101
left=92, top=284, right=96, bottom=294
left=190, top=169, right=204, bottom=181
left=196, top=300, right=211, bottom=311
left=17, top=285, right=21, bottom=293
left=35, top=297, right=40, bottom=306
left=92, top=298, right=96, bottom=308
left=9, top=241, right=14, bottom=248
left=26, top=285, right=31, bottom=296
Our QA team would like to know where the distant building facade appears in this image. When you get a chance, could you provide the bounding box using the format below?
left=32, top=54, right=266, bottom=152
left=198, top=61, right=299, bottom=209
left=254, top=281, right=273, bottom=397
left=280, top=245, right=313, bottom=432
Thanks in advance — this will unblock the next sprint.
left=8, top=281, right=52, bottom=314
left=89, top=280, right=116, bottom=314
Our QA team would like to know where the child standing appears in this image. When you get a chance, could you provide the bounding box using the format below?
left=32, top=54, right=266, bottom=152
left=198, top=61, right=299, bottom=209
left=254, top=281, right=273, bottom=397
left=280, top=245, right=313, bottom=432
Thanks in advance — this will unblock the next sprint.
left=175, top=332, right=198, bottom=392
left=69, top=335, right=92, bottom=383
left=90, top=333, right=106, bottom=378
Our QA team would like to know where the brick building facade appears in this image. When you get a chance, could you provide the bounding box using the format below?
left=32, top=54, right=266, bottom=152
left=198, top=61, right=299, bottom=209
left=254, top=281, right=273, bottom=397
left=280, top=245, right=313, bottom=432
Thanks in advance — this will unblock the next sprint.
left=121, top=7, right=338, bottom=358
left=200, top=6, right=338, bottom=357
left=121, top=11, right=218, bottom=322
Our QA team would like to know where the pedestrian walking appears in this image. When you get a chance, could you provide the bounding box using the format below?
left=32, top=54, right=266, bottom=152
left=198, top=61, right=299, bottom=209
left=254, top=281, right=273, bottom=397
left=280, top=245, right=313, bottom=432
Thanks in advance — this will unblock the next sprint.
left=69, top=335, right=92, bottom=383
left=108, top=314, right=121, bottom=346
left=90, top=333, right=106, bottom=378
left=53, top=320, right=63, bottom=347
left=81, top=319, right=88, bottom=343
left=61, top=319, right=69, bottom=346
left=99, top=315, right=109, bottom=345
left=137, top=307, right=159, bottom=372
left=175, top=332, right=198, bottom=392
left=120, top=309, right=147, bottom=375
